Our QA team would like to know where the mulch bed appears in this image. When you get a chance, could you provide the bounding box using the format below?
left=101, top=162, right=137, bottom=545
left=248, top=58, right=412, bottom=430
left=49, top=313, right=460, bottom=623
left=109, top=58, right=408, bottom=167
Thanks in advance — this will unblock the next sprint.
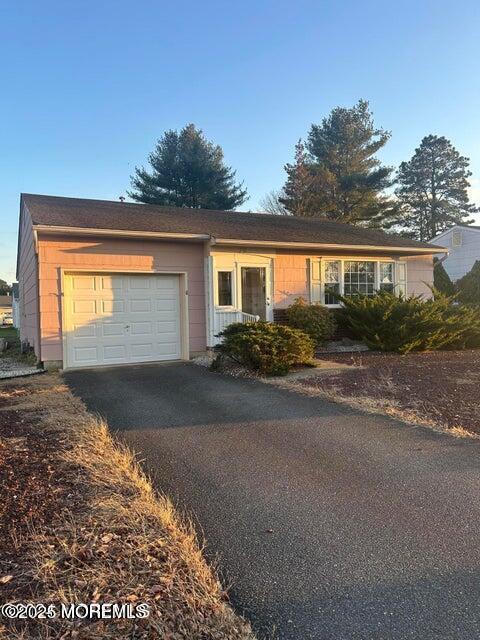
left=0, top=383, right=81, bottom=604
left=307, top=350, right=480, bottom=435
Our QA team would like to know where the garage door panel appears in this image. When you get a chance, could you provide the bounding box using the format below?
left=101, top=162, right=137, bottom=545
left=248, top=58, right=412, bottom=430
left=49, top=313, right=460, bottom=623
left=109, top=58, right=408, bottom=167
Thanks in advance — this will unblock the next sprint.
left=130, top=321, right=153, bottom=335
left=101, top=275, right=123, bottom=291
left=130, top=299, right=152, bottom=313
left=102, top=299, right=125, bottom=314
left=72, top=276, right=96, bottom=291
left=129, top=276, right=152, bottom=290
left=130, top=343, right=154, bottom=357
left=73, top=323, right=96, bottom=338
left=103, top=345, right=127, bottom=361
left=102, top=322, right=126, bottom=337
left=155, top=298, right=177, bottom=312
left=156, top=321, right=177, bottom=333
left=73, top=299, right=97, bottom=314
left=66, top=273, right=183, bottom=368
left=157, top=343, right=180, bottom=356
left=74, top=346, right=98, bottom=363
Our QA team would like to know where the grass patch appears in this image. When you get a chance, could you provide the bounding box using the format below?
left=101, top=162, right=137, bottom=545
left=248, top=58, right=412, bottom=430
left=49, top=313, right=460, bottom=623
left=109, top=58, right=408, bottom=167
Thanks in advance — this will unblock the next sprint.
left=0, top=328, right=37, bottom=366
left=0, top=374, right=255, bottom=639
left=0, top=327, right=17, bottom=339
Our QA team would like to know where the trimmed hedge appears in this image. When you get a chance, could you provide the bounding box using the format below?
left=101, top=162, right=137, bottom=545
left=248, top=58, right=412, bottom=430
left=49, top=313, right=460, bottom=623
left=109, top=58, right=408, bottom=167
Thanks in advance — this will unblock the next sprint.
left=285, top=297, right=336, bottom=345
left=338, top=290, right=480, bottom=353
left=214, top=321, right=315, bottom=375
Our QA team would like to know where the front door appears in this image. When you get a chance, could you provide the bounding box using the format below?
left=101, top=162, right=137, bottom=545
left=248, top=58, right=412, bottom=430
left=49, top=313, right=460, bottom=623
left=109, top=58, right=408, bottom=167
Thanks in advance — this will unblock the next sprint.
left=241, top=267, right=267, bottom=320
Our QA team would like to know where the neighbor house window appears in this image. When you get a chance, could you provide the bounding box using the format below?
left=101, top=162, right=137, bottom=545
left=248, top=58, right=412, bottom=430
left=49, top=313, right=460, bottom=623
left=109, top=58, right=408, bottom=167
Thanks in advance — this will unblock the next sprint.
left=452, top=229, right=463, bottom=247
left=324, top=260, right=341, bottom=305
left=343, top=261, right=375, bottom=297
left=217, top=271, right=233, bottom=306
left=379, top=262, right=395, bottom=293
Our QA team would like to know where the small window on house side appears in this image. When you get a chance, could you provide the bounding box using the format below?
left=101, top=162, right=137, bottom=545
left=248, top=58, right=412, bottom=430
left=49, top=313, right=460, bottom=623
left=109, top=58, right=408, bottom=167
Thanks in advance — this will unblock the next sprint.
left=379, top=262, right=395, bottom=293
left=324, top=260, right=340, bottom=305
left=217, top=271, right=233, bottom=306
left=452, top=230, right=463, bottom=247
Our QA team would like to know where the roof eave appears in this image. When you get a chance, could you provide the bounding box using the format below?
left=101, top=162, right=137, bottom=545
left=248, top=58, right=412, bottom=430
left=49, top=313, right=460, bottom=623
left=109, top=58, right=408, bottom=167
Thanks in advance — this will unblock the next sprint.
left=31, top=225, right=448, bottom=255
left=212, top=237, right=448, bottom=255
left=33, top=225, right=210, bottom=242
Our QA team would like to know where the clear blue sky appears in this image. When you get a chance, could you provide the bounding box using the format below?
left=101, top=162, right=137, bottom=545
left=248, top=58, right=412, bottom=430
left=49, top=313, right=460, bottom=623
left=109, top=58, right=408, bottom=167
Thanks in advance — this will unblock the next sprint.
left=1, top=0, right=480, bottom=283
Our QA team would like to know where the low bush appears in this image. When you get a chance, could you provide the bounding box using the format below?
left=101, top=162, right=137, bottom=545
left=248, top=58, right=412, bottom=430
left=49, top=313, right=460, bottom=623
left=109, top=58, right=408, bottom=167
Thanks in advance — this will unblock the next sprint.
left=285, top=297, right=336, bottom=344
left=338, top=290, right=480, bottom=353
left=215, top=321, right=315, bottom=375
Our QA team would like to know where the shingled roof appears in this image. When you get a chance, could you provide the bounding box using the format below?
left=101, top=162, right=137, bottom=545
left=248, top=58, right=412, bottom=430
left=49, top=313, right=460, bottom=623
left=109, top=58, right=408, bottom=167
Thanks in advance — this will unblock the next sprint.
left=22, top=193, right=442, bottom=251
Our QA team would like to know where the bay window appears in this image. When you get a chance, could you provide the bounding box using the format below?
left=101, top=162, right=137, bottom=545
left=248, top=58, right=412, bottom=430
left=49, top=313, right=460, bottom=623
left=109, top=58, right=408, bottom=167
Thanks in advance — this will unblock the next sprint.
left=320, top=259, right=402, bottom=305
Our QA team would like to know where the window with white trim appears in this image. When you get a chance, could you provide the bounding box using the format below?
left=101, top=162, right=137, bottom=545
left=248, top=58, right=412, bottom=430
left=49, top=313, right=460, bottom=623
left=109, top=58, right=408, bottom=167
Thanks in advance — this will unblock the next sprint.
left=344, top=260, right=375, bottom=297
left=324, top=260, right=341, bottom=304
left=217, top=271, right=233, bottom=306
left=319, top=259, right=405, bottom=305
left=379, top=262, right=395, bottom=293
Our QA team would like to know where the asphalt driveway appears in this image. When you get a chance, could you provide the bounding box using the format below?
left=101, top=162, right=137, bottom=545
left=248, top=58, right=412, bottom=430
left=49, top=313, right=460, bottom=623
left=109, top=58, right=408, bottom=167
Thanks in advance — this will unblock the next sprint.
left=65, top=362, right=480, bottom=639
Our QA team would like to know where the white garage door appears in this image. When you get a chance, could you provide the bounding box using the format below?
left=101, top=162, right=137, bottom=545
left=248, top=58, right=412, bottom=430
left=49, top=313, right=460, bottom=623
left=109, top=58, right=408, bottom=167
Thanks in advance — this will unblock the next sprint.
left=64, top=273, right=182, bottom=369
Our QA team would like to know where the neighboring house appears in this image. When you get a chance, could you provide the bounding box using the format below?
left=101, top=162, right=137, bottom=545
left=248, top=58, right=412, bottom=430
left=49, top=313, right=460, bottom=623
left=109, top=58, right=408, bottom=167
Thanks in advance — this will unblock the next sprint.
left=0, top=295, right=12, bottom=323
left=11, top=283, right=20, bottom=328
left=17, top=194, right=446, bottom=370
left=431, top=225, right=480, bottom=281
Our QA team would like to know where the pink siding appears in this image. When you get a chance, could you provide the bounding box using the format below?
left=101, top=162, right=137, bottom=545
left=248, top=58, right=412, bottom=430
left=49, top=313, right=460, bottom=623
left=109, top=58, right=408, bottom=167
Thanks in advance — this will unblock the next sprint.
left=18, top=206, right=40, bottom=358
left=37, top=235, right=206, bottom=363
left=274, top=252, right=434, bottom=307
left=406, top=255, right=434, bottom=298
left=274, top=253, right=310, bottom=308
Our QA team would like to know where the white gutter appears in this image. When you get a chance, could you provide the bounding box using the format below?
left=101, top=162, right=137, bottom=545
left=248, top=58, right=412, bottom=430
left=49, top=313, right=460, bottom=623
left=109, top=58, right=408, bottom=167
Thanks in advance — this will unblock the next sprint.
left=211, top=236, right=448, bottom=255
left=33, top=225, right=210, bottom=242
left=32, top=225, right=448, bottom=254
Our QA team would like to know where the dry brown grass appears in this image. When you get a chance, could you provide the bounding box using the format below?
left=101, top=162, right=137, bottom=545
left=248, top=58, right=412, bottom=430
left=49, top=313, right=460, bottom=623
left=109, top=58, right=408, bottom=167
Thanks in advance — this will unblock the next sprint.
left=0, top=374, right=255, bottom=639
left=263, top=376, right=480, bottom=440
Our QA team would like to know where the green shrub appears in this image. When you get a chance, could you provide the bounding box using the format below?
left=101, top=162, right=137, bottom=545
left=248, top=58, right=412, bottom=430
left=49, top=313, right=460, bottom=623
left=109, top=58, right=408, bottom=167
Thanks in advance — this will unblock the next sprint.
left=285, top=297, right=336, bottom=344
left=433, top=258, right=456, bottom=297
left=338, top=290, right=480, bottom=353
left=456, top=260, right=480, bottom=307
left=215, top=321, right=315, bottom=375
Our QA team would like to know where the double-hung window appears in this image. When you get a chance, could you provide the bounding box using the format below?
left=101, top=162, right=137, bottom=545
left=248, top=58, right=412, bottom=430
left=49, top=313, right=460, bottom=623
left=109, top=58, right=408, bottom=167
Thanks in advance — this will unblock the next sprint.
left=379, top=262, right=395, bottom=293
left=344, top=261, right=375, bottom=297
left=324, top=260, right=341, bottom=305
left=320, top=259, right=401, bottom=305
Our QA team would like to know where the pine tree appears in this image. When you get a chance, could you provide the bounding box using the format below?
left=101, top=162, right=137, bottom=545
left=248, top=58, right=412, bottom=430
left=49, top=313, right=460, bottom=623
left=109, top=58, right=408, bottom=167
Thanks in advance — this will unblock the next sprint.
left=129, top=124, right=247, bottom=210
left=280, top=100, right=396, bottom=225
left=433, top=258, right=455, bottom=296
left=395, top=135, right=477, bottom=241
left=456, top=261, right=480, bottom=306
left=279, top=141, right=333, bottom=217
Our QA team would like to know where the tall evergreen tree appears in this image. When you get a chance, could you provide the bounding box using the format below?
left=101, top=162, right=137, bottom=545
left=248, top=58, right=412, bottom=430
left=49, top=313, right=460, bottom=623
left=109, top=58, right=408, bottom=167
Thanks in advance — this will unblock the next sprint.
left=129, top=124, right=247, bottom=210
left=395, top=135, right=477, bottom=241
left=279, top=100, right=396, bottom=225
left=0, top=279, right=11, bottom=295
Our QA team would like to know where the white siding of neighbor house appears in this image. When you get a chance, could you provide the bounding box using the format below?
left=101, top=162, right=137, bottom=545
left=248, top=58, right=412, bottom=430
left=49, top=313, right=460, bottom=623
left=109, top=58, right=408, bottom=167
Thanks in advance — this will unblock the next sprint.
left=432, top=226, right=480, bottom=281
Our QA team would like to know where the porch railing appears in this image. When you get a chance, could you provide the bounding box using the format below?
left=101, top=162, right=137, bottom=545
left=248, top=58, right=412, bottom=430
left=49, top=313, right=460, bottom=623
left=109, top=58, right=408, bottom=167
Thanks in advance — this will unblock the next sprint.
left=213, top=310, right=260, bottom=344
